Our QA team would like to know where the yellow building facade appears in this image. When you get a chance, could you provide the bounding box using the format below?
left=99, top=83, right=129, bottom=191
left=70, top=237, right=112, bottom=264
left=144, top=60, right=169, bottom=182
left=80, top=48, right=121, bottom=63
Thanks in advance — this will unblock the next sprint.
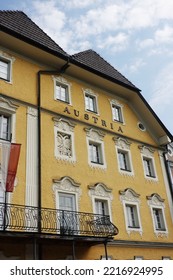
left=0, top=11, right=173, bottom=260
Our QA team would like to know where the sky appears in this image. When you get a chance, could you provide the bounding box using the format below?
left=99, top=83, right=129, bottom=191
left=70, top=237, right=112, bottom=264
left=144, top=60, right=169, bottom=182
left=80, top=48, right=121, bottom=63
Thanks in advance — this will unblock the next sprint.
left=1, top=0, right=173, bottom=135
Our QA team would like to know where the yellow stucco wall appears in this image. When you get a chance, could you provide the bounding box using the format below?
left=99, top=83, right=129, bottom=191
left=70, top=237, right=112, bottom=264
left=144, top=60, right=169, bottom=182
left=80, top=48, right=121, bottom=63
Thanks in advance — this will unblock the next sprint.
left=1, top=49, right=173, bottom=260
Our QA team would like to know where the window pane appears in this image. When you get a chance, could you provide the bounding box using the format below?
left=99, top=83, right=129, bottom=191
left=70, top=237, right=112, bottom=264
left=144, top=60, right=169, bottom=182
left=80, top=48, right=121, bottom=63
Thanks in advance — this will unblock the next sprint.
left=89, top=143, right=102, bottom=164
left=126, top=205, right=139, bottom=228
left=85, top=94, right=96, bottom=112
left=143, top=158, right=155, bottom=177
left=56, top=83, right=68, bottom=102
left=153, top=208, right=165, bottom=230
left=0, top=115, right=10, bottom=140
left=95, top=200, right=108, bottom=216
left=112, top=105, right=122, bottom=122
left=0, top=60, right=8, bottom=80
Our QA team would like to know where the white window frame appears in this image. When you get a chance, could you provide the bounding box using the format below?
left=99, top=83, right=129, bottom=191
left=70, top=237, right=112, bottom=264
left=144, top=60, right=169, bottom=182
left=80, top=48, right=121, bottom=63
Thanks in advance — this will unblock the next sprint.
left=124, top=202, right=141, bottom=230
left=88, top=183, right=113, bottom=222
left=53, top=76, right=72, bottom=104
left=53, top=176, right=81, bottom=235
left=110, top=99, right=124, bottom=124
left=85, top=128, right=106, bottom=169
left=0, top=114, right=11, bottom=141
left=89, top=141, right=103, bottom=165
left=147, top=193, right=168, bottom=237
left=53, top=117, right=76, bottom=163
left=120, top=188, right=142, bottom=235
left=0, top=56, right=12, bottom=82
left=152, top=207, right=166, bottom=232
left=117, top=148, right=132, bottom=173
left=139, top=145, right=158, bottom=181
left=114, top=137, right=134, bottom=176
left=83, top=88, right=99, bottom=114
left=143, top=156, right=156, bottom=178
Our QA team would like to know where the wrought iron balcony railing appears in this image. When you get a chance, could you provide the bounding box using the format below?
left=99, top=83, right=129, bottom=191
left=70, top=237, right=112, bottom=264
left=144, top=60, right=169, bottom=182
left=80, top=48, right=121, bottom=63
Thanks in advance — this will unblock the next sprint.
left=0, top=203, right=118, bottom=238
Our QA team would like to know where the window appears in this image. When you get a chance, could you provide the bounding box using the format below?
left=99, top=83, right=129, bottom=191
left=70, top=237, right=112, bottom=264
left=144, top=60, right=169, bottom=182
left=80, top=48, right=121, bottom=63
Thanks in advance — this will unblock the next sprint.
left=152, top=208, right=166, bottom=231
left=53, top=117, right=76, bottom=162
left=118, top=150, right=131, bottom=172
left=0, top=58, right=10, bottom=81
left=85, top=93, right=97, bottom=113
left=110, top=99, right=124, bottom=123
left=95, top=199, right=109, bottom=216
left=125, top=204, right=140, bottom=228
left=85, top=127, right=106, bottom=169
left=89, top=142, right=103, bottom=164
left=120, top=188, right=142, bottom=235
left=0, top=114, right=11, bottom=140
left=112, top=104, right=123, bottom=122
left=139, top=146, right=157, bottom=180
left=54, top=76, right=71, bottom=104
left=55, top=82, right=69, bottom=103
left=53, top=176, right=81, bottom=235
left=143, top=157, right=155, bottom=178
left=147, top=193, right=168, bottom=236
left=83, top=89, right=98, bottom=114
left=114, top=137, right=134, bottom=175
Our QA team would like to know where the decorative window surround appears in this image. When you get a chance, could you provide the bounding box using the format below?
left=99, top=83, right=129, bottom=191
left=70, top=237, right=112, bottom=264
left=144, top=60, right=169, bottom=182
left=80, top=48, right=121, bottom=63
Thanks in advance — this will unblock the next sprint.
left=147, top=193, right=168, bottom=237
left=83, top=88, right=99, bottom=114
left=110, top=99, right=125, bottom=124
left=113, top=137, right=134, bottom=176
left=139, top=145, right=158, bottom=181
left=0, top=97, right=18, bottom=143
left=84, top=127, right=106, bottom=169
left=119, top=188, right=143, bottom=235
left=53, top=76, right=72, bottom=104
left=53, top=117, right=76, bottom=163
left=0, top=51, right=15, bottom=83
left=88, top=183, right=113, bottom=221
left=53, top=176, right=81, bottom=210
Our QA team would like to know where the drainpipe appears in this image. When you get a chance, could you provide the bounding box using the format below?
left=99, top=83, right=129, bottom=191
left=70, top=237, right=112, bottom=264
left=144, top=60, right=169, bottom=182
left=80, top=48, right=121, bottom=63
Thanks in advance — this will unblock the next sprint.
left=36, top=59, right=70, bottom=259
left=163, top=148, right=173, bottom=202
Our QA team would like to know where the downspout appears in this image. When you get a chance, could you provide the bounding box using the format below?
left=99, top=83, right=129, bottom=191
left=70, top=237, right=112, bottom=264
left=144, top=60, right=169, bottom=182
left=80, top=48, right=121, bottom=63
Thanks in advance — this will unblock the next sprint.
left=163, top=148, right=173, bottom=202
left=37, top=59, right=70, bottom=258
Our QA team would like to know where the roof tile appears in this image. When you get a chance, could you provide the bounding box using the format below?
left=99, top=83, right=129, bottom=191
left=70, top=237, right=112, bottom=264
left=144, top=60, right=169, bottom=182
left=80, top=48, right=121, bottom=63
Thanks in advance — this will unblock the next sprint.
left=72, top=49, right=138, bottom=90
left=0, top=10, right=68, bottom=57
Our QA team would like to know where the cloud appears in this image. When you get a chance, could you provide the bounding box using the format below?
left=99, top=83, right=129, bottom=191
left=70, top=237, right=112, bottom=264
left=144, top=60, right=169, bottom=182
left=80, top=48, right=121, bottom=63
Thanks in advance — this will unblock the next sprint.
left=97, top=33, right=129, bottom=52
left=149, top=63, right=173, bottom=111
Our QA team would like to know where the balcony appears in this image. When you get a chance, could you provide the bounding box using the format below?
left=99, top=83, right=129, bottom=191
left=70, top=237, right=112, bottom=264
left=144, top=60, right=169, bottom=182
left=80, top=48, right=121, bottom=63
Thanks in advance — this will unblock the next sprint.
left=0, top=203, right=118, bottom=239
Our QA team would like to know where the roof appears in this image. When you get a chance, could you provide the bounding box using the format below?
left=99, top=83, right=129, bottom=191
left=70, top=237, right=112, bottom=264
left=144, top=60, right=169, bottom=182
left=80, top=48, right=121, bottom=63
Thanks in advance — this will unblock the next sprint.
left=0, top=10, right=68, bottom=57
left=72, top=49, right=139, bottom=91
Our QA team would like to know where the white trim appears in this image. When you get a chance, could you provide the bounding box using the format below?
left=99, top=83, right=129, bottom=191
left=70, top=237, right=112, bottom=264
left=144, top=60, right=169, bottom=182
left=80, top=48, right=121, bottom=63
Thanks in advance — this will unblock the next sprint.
left=83, top=88, right=99, bottom=115
left=53, top=117, right=76, bottom=163
left=114, top=137, right=134, bottom=176
left=0, top=51, right=15, bottom=83
left=120, top=188, right=143, bottom=235
left=85, top=128, right=106, bottom=169
left=139, top=145, right=158, bottom=181
left=53, top=176, right=81, bottom=212
left=110, top=99, right=125, bottom=124
left=25, top=107, right=38, bottom=207
left=88, top=183, right=113, bottom=221
left=147, top=193, right=168, bottom=237
left=53, top=76, right=72, bottom=105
